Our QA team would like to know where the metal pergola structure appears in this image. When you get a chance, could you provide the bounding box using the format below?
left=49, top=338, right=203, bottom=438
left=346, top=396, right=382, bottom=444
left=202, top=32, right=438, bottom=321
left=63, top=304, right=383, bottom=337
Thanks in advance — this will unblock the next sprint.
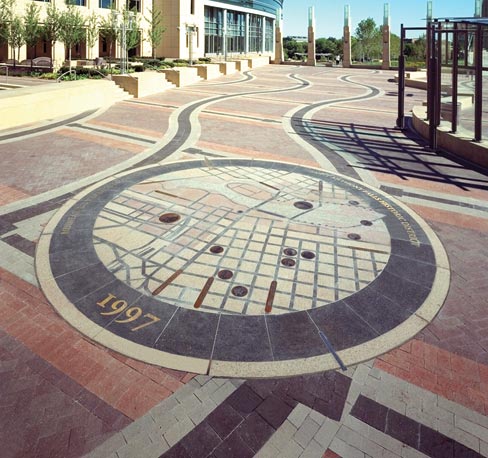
left=397, top=18, right=488, bottom=151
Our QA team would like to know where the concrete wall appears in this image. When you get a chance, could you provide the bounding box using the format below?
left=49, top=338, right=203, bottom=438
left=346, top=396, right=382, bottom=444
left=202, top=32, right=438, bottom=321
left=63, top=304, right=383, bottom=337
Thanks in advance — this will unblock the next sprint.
left=0, top=79, right=130, bottom=130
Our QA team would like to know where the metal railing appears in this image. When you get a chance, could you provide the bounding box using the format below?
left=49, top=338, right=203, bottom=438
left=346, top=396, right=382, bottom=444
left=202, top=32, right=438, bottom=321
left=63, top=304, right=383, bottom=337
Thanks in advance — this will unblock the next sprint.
left=56, top=69, right=77, bottom=82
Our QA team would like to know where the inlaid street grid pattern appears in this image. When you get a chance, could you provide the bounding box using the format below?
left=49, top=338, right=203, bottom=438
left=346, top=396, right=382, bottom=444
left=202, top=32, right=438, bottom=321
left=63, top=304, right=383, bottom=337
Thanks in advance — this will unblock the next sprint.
left=93, top=166, right=390, bottom=316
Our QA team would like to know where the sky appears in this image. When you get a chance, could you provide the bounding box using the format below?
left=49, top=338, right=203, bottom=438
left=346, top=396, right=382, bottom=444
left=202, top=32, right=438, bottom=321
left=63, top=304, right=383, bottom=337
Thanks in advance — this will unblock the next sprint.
left=282, top=0, right=477, bottom=38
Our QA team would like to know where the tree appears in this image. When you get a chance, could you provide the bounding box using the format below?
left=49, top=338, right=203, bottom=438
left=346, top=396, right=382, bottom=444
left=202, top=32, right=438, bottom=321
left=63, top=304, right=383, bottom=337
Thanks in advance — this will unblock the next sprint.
left=355, top=18, right=380, bottom=61
left=8, top=16, right=24, bottom=66
left=43, top=2, right=61, bottom=65
left=85, top=12, right=99, bottom=59
left=283, top=37, right=306, bottom=60
left=23, top=2, right=41, bottom=68
left=58, top=4, right=86, bottom=71
left=0, top=0, right=14, bottom=48
left=99, top=9, right=119, bottom=69
left=316, top=36, right=341, bottom=58
left=145, top=7, right=165, bottom=58
left=390, top=32, right=400, bottom=60
left=123, top=8, right=141, bottom=57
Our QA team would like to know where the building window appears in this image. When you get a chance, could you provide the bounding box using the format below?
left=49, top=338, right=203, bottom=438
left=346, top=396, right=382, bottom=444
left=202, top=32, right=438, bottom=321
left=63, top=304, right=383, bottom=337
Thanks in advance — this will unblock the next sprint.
left=67, top=0, right=86, bottom=5
left=191, top=0, right=195, bottom=15
left=99, top=0, right=113, bottom=8
left=249, top=14, right=263, bottom=53
left=127, top=0, right=141, bottom=12
left=226, top=10, right=245, bottom=53
left=204, top=6, right=223, bottom=54
left=265, top=17, right=273, bottom=52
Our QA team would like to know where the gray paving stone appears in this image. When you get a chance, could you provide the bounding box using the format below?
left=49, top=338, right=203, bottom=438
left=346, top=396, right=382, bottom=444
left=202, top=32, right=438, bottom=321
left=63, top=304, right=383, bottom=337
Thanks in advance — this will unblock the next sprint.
left=400, top=445, right=430, bottom=458
left=329, top=436, right=365, bottom=458
left=420, top=399, right=454, bottom=425
left=405, top=405, right=435, bottom=429
left=85, top=432, right=126, bottom=458
left=313, top=418, right=340, bottom=449
left=194, top=374, right=213, bottom=385
left=174, top=383, right=199, bottom=402
left=269, top=420, right=299, bottom=452
left=151, top=411, right=178, bottom=432
left=277, top=439, right=304, bottom=458
left=437, top=395, right=487, bottom=426
left=194, top=379, right=221, bottom=401
left=336, top=425, right=364, bottom=452
left=255, top=442, right=281, bottom=458
left=156, top=394, right=180, bottom=413
left=434, top=417, right=481, bottom=452
left=293, top=416, right=321, bottom=449
left=480, top=440, right=488, bottom=457
left=343, top=415, right=371, bottom=438
left=299, top=439, right=324, bottom=458
left=288, top=404, right=312, bottom=428
left=210, top=380, right=238, bottom=404
left=213, top=377, right=228, bottom=387
left=163, top=416, right=194, bottom=447
left=308, top=409, right=326, bottom=426
left=171, top=403, right=193, bottom=422
left=367, top=426, right=403, bottom=456
left=121, top=416, right=156, bottom=442
left=181, top=393, right=203, bottom=412
left=230, top=378, right=245, bottom=387
left=188, top=396, right=218, bottom=424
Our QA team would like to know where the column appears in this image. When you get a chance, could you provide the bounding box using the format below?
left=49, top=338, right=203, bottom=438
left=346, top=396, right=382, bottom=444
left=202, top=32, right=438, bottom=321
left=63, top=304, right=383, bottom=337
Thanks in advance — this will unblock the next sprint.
left=223, top=9, right=227, bottom=59
left=343, top=5, right=351, bottom=68
left=307, top=6, right=316, bottom=66
left=245, top=13, right=249, bottom=54
left=274, top=8, right=283, bottom=64
left=382, top=3, right=390, bottom=70
left=262, top=16, right=266, bottom=53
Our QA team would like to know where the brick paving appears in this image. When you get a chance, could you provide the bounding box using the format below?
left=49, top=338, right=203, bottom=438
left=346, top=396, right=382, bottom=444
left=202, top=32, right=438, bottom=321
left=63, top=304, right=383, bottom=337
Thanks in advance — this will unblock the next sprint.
left=1, top=65, right=488, bottom=457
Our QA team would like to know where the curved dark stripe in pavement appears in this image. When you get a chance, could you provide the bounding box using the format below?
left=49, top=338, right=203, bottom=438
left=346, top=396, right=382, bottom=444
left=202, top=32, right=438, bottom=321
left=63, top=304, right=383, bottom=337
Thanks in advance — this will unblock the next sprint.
left=290, top=74, right=382, bottom=181
left=1, top=73, right=312, bottom=226
left=0, top=109, right=98, bottom=142
left=202, top=70, right=255, bottom=86
left=137, top=73, right=310, bottom=167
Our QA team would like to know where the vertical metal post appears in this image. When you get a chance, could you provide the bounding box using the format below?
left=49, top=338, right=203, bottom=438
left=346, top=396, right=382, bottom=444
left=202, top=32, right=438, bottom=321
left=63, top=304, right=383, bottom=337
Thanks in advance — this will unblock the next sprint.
left=474, top=24, right=483, bottom=141
left=436, top=23, right=442, bottom=127
left=428, top=22, right=438, bottom=150
left=397, top=24, right=406, bottom=129
left=452, top=25, right=459, bottom=133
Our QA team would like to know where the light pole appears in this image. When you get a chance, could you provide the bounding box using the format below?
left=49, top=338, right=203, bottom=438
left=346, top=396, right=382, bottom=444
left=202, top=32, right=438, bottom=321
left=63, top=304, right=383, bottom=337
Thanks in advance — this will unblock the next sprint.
left=112, top=10, right=135, bottom=75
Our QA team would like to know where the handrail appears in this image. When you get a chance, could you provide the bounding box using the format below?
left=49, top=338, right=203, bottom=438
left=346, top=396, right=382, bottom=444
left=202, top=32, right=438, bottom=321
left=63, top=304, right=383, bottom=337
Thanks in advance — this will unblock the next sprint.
left=0, top=64, right=8, bottom=84
left=56, top=69, right=76, bottom=82
left=90, top=69, right=112, bottom=80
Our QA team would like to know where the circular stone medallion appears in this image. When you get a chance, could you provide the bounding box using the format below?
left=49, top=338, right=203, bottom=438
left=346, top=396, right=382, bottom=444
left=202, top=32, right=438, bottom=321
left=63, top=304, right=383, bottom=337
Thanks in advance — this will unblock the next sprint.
left=36, top=159, right=449, bottom=378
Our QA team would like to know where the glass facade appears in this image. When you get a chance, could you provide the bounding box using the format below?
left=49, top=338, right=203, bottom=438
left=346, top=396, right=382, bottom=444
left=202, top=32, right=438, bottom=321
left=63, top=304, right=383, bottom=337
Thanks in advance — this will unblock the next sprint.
left=226, top=10, right=246, bottom=53
left=249, top=14, right=263, bottom=52
left=265, top=17, right=273, bottom=52
left=205, top=3, right=276, bottom=55
left=205, top=6, right=224, bottom=54
left=212, top=0, right=283, bottom=16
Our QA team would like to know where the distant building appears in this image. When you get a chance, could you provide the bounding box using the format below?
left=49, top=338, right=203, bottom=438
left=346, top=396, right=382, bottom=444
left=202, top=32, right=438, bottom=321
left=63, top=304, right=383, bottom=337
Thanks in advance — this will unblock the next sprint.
left=286, top=36, right=308, bottom=43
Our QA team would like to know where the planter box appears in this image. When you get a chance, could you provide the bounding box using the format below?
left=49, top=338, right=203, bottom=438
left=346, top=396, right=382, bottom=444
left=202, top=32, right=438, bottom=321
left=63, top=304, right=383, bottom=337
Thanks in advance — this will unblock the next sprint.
left=218, top=61, right=237, bottom=75
left=112, top=72, right=172, bottom=98
left=190, top=64, right=222, bottom=80
left=160, top=67, right=201, bottom=87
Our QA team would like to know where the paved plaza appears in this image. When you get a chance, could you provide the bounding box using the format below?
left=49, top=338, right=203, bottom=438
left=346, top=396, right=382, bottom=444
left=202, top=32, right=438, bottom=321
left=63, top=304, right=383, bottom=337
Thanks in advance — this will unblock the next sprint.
left=1, top=65, right=488, bottom=457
